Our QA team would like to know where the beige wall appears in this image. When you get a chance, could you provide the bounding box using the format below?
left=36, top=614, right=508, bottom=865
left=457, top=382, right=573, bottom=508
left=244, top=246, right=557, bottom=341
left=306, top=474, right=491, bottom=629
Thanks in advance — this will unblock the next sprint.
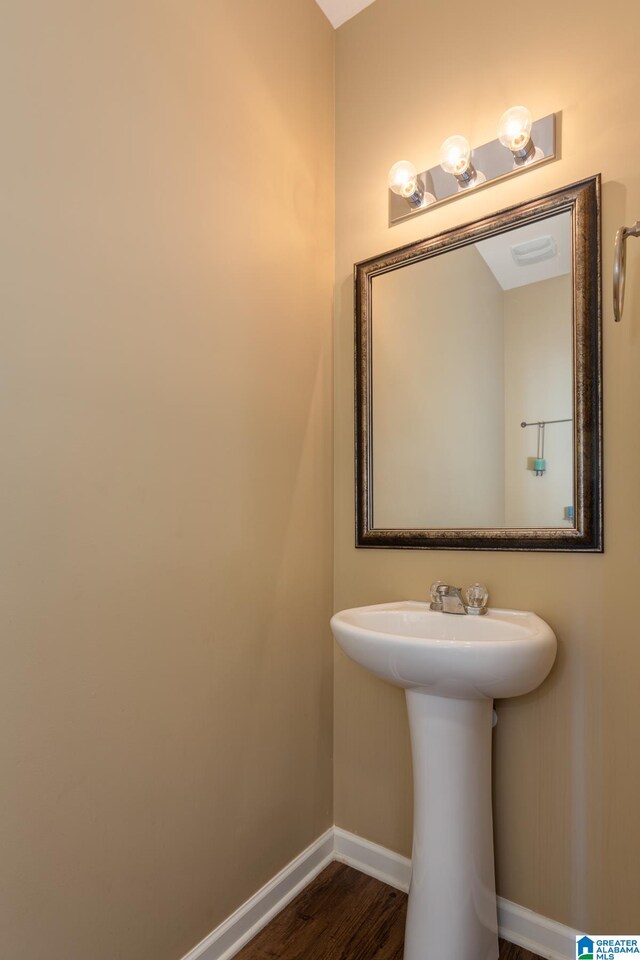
left=372, top=246, right=505, bottom=528
left=0, top=3, right=334, bottom=959
left=334, top=0, right=640, bottom=933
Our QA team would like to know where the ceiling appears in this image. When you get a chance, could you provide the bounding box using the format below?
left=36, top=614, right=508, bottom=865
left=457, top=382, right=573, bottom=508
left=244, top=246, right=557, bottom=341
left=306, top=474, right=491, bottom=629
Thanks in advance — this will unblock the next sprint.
left=475, top=213, right=572, bottom=291
left=314, top=0, right=377, bottom=28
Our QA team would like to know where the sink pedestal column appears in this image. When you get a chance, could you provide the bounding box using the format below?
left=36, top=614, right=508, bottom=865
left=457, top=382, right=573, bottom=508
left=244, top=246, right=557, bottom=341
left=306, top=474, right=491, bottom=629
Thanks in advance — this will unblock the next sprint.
left=404, top=690, right=498, bottom=960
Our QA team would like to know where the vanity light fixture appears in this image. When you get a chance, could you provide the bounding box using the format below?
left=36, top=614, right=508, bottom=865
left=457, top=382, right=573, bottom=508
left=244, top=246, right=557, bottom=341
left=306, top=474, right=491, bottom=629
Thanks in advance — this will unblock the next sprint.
left=388, top=110, right=557, bottom=225
left=439, top=135, right=485, bottom=189
left=388, top=160, right=435, bottom=209
left=497, top=106, right=544, bottom=167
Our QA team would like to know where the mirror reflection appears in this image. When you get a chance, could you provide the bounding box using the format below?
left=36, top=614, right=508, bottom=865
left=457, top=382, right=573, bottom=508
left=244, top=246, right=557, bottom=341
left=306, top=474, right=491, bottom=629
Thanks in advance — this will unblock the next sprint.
left=371, top=211, right=574, bottom=529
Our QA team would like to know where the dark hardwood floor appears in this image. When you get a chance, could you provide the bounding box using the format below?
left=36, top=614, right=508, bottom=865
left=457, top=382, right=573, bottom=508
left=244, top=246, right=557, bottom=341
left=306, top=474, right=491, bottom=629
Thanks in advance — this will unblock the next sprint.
left=234, top=862, right=544, bottom=960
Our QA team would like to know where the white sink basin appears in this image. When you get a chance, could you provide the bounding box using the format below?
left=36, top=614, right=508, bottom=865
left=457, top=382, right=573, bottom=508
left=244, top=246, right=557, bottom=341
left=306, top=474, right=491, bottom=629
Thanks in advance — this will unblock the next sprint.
left=331, top=599, right=557, bottom=960
left=330, top=600, right=556, bottom=700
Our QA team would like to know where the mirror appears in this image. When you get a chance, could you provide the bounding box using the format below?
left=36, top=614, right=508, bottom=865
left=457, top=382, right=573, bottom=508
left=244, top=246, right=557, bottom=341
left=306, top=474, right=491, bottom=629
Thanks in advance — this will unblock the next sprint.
left=355, top=177, right=602, bottom=551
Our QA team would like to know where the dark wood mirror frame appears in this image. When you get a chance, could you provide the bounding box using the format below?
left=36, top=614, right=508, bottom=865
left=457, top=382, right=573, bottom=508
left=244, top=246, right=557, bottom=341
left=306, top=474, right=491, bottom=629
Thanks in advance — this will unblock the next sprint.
left=355, top=176, right=602, bottom=552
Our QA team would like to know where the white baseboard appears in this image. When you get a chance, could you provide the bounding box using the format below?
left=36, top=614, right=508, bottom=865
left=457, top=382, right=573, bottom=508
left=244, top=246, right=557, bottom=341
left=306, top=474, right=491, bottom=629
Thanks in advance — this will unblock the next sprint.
left=179, top=828, right=334, bottom=960
left=180, top=825, right=579, bottom=960
left=497, top=897, right=580, bottom=960
left=333, top=826, right=411, bottom=892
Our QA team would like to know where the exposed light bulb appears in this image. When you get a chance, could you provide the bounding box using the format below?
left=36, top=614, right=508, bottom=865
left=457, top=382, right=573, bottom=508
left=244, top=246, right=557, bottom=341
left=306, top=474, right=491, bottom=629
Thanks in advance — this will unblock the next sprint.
left=498, top=106, right=532, bottom=151
left=387, top=160, right=434, bottom=208
left=388, top=160, right=418, bottom=197
left=439, top=135, right=484, bottom=189
left=497, top=106, right=542, bottom=165
left=439, top=135, right=472, bottom=177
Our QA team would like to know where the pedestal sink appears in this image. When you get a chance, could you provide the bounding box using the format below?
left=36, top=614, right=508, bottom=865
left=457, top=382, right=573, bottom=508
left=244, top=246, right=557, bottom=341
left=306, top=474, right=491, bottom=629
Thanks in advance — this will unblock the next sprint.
left=330, top=600, right=556, bottom=960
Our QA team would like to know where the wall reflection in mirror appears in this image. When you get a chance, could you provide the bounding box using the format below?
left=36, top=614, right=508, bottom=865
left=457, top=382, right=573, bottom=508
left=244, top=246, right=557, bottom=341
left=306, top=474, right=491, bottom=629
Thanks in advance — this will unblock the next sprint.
left=371, top=211, right=573, bottom=530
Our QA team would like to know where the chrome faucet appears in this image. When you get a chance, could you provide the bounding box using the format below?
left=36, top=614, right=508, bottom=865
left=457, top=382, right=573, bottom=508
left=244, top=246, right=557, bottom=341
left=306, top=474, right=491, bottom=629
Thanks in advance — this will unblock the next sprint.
left=429, top=581, right=489, bottom=616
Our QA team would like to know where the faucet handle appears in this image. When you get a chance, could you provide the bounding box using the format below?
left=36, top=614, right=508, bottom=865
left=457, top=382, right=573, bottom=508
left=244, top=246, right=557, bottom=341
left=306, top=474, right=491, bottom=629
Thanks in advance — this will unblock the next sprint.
left=430, top=580, right=446, bottom=600
left=429, top=580, right=446, bottom=610
left=464, top=582, right=489, bottom=615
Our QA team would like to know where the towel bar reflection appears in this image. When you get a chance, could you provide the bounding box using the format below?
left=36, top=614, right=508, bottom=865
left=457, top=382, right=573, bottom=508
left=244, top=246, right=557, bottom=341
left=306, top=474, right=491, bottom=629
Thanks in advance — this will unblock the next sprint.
left=521, top=419, right=572, bottom=478
left=520, top=419, right=572, bottom=428
left=614, top=221, right=640, bottom=322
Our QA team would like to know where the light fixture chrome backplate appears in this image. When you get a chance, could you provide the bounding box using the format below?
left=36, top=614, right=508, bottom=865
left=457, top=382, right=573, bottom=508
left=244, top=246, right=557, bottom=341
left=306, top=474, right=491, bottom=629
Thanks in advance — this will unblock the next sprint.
left=389, top=113, right=557, bottom=226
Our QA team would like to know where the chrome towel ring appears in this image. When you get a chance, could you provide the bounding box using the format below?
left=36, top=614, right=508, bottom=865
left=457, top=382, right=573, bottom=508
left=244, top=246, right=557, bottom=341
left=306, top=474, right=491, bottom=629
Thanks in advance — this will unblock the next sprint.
left=613, top=221, right=640, bottom=322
